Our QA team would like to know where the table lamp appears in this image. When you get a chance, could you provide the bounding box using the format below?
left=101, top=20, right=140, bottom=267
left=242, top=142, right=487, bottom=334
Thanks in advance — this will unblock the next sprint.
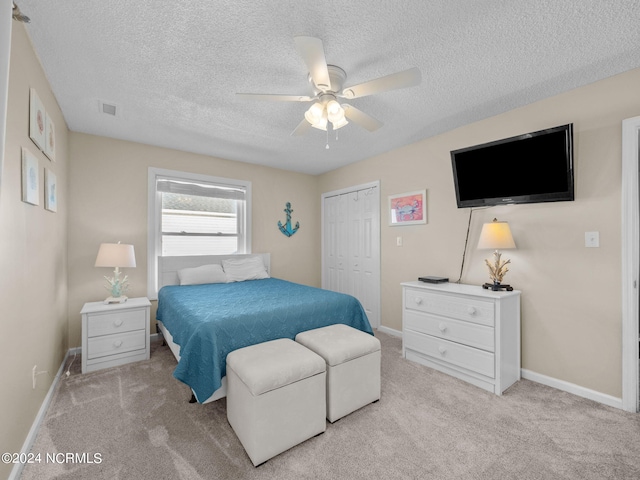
left=477, top=218, right=516, bottom=291
left=94, top=242, right=136, bottom=303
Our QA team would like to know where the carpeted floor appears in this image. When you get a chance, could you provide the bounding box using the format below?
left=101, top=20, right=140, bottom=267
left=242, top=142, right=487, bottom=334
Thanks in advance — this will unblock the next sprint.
left=20, top=331, right=640, bottom=480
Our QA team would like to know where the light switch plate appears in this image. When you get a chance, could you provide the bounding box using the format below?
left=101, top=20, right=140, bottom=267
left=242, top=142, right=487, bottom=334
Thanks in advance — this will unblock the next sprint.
left=585, top=231, right=600, bottom=248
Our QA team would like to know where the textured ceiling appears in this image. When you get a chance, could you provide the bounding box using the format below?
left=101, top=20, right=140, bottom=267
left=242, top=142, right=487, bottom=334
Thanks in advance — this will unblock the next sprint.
left=16, top=0, right=640, bottom=175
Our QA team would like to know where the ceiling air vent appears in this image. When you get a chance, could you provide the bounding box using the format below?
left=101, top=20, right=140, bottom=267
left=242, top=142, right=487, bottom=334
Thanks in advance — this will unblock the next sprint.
left=101, top=102, right=117, bottom=116
left=98, top=100, right=120, bottom=117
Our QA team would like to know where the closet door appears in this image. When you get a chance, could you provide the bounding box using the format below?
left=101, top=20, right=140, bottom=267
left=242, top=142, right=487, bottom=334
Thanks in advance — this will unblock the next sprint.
left=323, top=184, right=380, bottom=328
left=324, top=193, right=348, bottom=293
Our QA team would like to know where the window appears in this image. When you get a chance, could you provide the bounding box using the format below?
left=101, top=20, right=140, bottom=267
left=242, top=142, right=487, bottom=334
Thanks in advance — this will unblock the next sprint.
left=148, top=168, right=251, bottom=298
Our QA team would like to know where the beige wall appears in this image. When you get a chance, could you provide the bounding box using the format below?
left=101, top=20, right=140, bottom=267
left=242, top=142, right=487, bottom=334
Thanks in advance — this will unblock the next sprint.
left=4, top=18, right=640, bottom=474
left=319, top=67, right=640, bottom=398
left=67, top=133, right=320, bottom=347
left=0, top=23, right=69, bottom=477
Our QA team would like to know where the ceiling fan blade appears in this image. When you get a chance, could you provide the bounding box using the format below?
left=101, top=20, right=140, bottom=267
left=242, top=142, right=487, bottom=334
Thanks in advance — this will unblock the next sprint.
left=291, top=118, right=312, bottom=136
left=236, top=93, right=313, bottom=102
left=294, top=36, right=331, bottom=91
left=343, top=104, right=384, bottom=132
left=341, top=67, right=421, bottom=99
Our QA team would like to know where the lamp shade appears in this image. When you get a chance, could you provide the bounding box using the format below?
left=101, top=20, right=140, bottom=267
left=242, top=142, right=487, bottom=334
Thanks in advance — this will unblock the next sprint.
left=94, top=243, right=136, bottom=268
left=477, top=219, right=516, bottom=250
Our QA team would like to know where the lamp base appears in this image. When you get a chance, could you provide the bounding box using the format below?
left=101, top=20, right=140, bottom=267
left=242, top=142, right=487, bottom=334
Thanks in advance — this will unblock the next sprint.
left=482, top=282, right=513, bottom=292
left=103, top=295, right=128, bottom=304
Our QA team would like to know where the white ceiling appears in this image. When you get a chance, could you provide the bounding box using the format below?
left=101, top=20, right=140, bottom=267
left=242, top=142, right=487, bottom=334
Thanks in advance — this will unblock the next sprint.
left=16, top=0, right=640, bottom=175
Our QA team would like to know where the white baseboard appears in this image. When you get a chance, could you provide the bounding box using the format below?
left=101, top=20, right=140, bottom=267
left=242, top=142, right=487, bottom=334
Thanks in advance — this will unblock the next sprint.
left=391, top=328, right=623, bottom=410
left=521, top=369, right=623, bottom=409
left=377, top=325, right=402, bottom=338
left=9, top=349, right=72, bottom=480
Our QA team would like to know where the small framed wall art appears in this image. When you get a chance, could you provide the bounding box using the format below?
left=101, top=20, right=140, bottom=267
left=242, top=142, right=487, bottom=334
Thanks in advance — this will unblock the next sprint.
left=21, top=147, right=39, bottom=205
left=44, top=111, right=56, bottom=161
left=29, top=88, right=46, bottom=151
left=45, top=168, right=57, bottom=212
left=388, top=189, right=427, bottom=226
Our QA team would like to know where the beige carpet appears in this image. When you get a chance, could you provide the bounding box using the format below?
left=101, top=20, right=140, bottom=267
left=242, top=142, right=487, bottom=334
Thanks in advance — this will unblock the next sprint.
left=20, top=332, right=640, bottom=480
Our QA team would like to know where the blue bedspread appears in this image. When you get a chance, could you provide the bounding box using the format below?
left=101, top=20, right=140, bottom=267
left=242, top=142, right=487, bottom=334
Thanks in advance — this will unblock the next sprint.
left=156, top=278, right=373, bottom=402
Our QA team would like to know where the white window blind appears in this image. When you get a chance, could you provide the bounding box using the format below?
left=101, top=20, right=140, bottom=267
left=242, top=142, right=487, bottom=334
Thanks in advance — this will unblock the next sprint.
left=158, top=179, right=247, bottom=256
left=147, top=167, right=252, bottom=299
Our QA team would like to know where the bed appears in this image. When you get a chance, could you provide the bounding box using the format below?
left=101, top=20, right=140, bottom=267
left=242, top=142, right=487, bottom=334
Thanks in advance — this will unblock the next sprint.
left=155, top=254, right=373, bottom=403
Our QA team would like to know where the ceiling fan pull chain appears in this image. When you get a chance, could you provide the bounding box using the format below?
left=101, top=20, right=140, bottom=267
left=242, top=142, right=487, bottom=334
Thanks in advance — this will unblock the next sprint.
left=326, top=129, right=330, bottom=149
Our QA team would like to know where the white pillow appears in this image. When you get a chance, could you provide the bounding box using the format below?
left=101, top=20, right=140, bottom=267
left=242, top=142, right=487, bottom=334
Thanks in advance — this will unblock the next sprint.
left=177, top=264, right=227, bottom=285
left=222, top=256, right=269, bottom=282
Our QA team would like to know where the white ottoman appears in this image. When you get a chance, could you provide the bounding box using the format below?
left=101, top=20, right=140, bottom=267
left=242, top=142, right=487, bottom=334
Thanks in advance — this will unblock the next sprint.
left=295, top=324, right=381, bottom=423
left=226, top=338, right=326, bottom=466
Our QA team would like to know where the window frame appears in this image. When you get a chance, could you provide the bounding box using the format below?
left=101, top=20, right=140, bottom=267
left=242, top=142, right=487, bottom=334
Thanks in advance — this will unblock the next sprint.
left=147, top=167, right=252, bottom=299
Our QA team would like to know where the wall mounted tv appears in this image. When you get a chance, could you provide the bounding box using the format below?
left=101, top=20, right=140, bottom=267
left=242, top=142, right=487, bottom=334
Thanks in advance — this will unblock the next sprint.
left=451, top=124, right=574, bottom=208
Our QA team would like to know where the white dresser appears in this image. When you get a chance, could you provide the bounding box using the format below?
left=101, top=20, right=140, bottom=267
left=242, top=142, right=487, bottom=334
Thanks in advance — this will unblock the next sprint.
left=401, top=281, right=520, bottom=395
left=81, top=297, right=151, bottom=373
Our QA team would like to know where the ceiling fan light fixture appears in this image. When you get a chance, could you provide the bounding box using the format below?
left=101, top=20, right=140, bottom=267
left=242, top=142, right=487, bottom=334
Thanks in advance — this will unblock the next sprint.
left=327, top=104, right=345, bottom=124
left=311, top=109, right=328, bottom=131
left=326, top=99, right=341, bottom=116
left=331, top=116, right=349, bottom=130
left=304, top=102, right=324, bottom=124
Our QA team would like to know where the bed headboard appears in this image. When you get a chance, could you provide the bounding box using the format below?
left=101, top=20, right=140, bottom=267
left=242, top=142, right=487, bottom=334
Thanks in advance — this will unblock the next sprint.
left=158, top=253, right=271, bottom=289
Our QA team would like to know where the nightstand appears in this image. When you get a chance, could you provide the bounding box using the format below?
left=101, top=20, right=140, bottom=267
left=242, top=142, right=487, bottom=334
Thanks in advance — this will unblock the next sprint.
left=81, top=297, right=151, bottom=373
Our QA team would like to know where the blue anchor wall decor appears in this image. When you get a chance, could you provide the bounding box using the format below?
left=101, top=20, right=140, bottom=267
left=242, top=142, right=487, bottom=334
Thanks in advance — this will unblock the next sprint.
left=278, top=202, right=300, bottom=237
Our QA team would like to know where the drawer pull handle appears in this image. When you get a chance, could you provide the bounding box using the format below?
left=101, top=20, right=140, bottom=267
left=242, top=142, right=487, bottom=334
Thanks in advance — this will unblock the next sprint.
left=113, top=340, right=123, bottom=348
left=438, top=322, right=447, bottom=332
left=467, top=307, right=477, bottom=315
left=438, top=346, right=447, bottom=355
left=114, top=319, right=123, bottom=327
left=414, top=297, right=423, bottom=305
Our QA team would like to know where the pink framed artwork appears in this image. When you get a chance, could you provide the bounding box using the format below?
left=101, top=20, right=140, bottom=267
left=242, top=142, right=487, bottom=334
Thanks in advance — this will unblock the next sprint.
left=388, top=190, right=427, bottom=226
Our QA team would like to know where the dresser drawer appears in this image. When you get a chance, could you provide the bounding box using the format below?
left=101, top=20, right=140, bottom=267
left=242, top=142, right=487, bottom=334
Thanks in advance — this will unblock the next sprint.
left=87, top=309, right=146, bottom=337
left=403, top=330, right=495, bottom=378
left=405, top=288, right=494, bottom=327
left=404, top=310, right=495, bottom=352
left=87, top=330, right=146, bottom=360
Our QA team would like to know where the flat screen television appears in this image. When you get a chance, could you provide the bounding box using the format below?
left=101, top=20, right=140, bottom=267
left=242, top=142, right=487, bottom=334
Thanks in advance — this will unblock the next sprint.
left=451, top=124, right=574, bottom=208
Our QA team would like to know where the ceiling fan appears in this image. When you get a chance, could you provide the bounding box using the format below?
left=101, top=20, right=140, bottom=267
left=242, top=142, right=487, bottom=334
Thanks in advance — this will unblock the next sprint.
left=236, top=36, right=421, bottom=136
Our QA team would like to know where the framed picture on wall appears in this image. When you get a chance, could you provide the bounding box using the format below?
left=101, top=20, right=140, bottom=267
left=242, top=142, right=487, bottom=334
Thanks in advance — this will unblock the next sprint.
left=44, top=111, right=56, bottom=161
left=44, top=168, right=57, bottom=212
left=21, top=147, right=39, bottom=205
left=388, top=189, right=427, bottom=226
left=29, top=88, right=46, bottom=151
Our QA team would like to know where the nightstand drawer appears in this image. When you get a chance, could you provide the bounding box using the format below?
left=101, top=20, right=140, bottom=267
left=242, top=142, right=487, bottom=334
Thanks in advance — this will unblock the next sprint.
left=405, top=289, right=494, bottom=327
left=87, top=330, right=146, bottom=360
left=87, top=309, right=146, bottom=337
left=404, top=310, right=495, bottom=352
left=404, top=330, right=495, bottom=378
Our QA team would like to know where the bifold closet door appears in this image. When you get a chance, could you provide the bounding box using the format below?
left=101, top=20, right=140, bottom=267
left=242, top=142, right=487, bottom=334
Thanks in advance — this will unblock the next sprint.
left=323, top=186, right=380, bottom=328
